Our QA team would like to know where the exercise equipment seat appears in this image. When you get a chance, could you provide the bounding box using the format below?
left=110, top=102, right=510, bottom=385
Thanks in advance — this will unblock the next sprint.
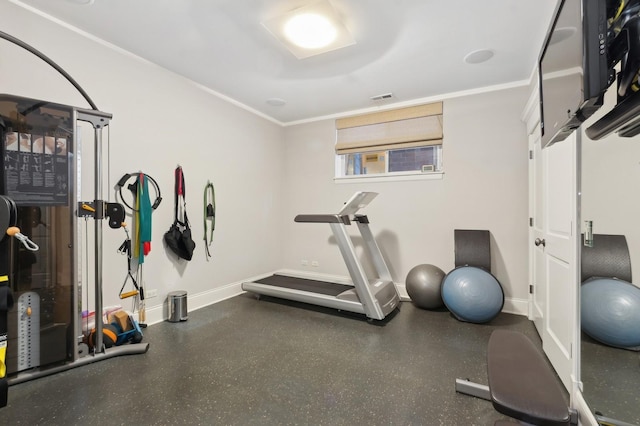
left=488, top=330, right=571, bottom=426
left=455, top=329, right=576, bottom=425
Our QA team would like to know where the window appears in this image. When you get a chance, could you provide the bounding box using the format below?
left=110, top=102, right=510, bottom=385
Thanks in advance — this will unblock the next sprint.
left=335, top=102, right=443, bottom=179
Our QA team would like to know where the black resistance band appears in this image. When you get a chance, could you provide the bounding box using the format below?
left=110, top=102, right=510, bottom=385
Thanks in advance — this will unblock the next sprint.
left=115, top=172, right=162, bottom=212
left=203, top=182, right=215, bottom=260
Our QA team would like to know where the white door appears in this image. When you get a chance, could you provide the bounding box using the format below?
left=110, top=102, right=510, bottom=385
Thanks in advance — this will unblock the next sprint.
left=531, top=127, right=545, bottom=333
left=530, top=129, right=580, bottom=390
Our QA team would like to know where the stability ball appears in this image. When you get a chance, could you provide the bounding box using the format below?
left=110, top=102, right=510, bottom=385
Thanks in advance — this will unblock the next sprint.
left=441, top=266, right=504, bottom=323
left=406, top=264, right=445, bottom=309
left=581, top=278, right=640, bottom=349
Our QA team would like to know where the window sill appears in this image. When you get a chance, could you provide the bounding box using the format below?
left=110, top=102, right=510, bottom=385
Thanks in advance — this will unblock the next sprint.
left=334, top=171, right=444, bottom=184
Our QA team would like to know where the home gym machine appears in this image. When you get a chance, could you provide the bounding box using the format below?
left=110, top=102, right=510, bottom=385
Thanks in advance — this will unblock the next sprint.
left=0, top=30, right=149, bottom=404
left=0, top=195, right=17, bottom=408
left=0, top=94, right=148, bottom=390
left=242, top=191, right=400, bottom=321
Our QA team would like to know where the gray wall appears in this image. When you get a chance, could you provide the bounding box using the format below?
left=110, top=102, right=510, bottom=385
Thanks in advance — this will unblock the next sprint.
left=0, top=2, right=286, bottom=321
left=281, top=86, right=531, bottom=312
left=1, top=1, right=533, bottom=319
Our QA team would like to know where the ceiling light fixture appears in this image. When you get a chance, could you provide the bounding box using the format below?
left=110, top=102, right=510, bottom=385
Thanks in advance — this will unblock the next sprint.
left=284, top=13, right=337, bottom=49
left=262, top=0, right=356, bottom=59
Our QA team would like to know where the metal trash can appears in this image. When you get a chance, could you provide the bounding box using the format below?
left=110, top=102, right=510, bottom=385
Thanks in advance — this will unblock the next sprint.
left=168, top=290, right=188, bottom=322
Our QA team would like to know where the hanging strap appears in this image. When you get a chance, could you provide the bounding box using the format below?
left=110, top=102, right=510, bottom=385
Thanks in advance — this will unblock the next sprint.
left=203, top=182, right=216, bottom=260
left=117, top=233, right=142, bottom=300
left=174, top=166, right=189, bottom=227
left=173, top=167, right=181, bottom=223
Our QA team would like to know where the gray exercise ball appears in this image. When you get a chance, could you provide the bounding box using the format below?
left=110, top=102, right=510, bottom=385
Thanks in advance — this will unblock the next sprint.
left=406, top=264, right=445, bottom=309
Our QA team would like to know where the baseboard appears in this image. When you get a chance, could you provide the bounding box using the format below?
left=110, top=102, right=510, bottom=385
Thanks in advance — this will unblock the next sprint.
left=395, top=283, right=410, bottom=301
left=143, top=269, right=528, bottom=326
left=142, top=272, right=272, bottom=326
left=573, top=390, right=598, bottom=426
left=502, top=297, right=528, bottom=316
left=278, top=269, right=528, bottom=316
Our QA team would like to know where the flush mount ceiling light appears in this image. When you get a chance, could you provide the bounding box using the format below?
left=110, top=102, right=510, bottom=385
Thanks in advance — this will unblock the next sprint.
left=262, top=0, right=356, bottom=59
left=463, top=49, right=495, bottom=64
left=285, top=13, right=336, bottom=49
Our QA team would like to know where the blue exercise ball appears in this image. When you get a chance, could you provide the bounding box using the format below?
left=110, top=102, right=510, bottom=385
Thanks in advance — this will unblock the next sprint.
left=581, top=278, right=640, bottom=349
left=406, top=264, right=445, bottom=310
left=441, top=266, right=504, bottom=324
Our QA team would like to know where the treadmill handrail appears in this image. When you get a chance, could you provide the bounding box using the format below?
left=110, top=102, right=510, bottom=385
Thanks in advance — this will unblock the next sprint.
left=295, top=214, right=350, bottom=224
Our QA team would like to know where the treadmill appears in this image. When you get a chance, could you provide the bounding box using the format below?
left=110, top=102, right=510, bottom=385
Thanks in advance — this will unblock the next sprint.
left=242, top=192, right=400, bottom=321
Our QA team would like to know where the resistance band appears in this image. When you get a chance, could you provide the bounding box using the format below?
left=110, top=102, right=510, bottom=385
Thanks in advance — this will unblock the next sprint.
left=0, top=333, right=6, bottom=379
left=133, top=174, right=152, bottom=263
left=203, top=182, right=216, bottom=260
left=117, top=226, right=142, bottom=300
left=0, top=274, right=11, bottom=407
left=0, top=275, right=9, bottom=380
left=116, top=173, right=158, bottom=326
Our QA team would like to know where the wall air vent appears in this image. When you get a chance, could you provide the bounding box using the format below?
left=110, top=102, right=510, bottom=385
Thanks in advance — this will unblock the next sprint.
left=370, top=93, right=393, bottom=101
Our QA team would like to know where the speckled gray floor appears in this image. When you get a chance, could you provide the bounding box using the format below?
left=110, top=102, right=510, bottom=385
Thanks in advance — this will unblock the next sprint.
left=2, top=294, right=541, bottom=425
left=581, top=333, right=640, bottom=426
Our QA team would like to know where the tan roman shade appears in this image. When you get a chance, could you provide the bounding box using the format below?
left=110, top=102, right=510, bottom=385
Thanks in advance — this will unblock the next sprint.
left=335, top=102, right=443, bottom=155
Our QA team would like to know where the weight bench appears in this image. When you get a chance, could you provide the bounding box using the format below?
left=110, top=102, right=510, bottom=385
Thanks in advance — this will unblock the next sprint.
left=456, top=329, right=577, bottom=425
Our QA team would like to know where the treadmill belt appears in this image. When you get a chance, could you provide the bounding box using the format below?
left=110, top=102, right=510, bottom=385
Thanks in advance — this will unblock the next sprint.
left=254, top=275, right=352, bottom=296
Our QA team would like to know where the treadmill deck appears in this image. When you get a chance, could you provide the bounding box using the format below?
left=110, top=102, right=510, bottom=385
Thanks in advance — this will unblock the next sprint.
left=253, top=274, right=353, bottom=296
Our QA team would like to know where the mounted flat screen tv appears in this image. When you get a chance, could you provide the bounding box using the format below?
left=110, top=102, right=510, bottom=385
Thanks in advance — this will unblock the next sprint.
left=539, top=0, right=612, bottom=148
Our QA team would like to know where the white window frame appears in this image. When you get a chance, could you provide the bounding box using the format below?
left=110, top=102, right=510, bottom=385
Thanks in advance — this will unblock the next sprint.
left=334, top=102, right=444, bottom=182
left=334, top=146, right=444, bottom=183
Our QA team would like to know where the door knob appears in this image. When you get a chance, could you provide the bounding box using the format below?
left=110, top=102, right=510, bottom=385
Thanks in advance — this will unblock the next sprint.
left=535, top=238, right=546, bottom=247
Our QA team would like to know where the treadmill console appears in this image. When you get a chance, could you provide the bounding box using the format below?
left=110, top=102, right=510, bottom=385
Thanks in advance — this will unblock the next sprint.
left=338, top=192, right=378, bottom=216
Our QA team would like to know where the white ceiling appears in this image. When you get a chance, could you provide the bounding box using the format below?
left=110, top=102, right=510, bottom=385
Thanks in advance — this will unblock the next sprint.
left=14, top=0, right=559, bottom=124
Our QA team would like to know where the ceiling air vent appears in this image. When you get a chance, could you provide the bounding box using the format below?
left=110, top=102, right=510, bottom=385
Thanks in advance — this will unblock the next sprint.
left=370, top=93, right=393, bottom=101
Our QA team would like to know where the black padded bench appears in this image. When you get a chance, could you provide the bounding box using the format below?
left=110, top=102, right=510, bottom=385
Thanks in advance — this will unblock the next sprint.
left=456, top=330, right=576, bottom=425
